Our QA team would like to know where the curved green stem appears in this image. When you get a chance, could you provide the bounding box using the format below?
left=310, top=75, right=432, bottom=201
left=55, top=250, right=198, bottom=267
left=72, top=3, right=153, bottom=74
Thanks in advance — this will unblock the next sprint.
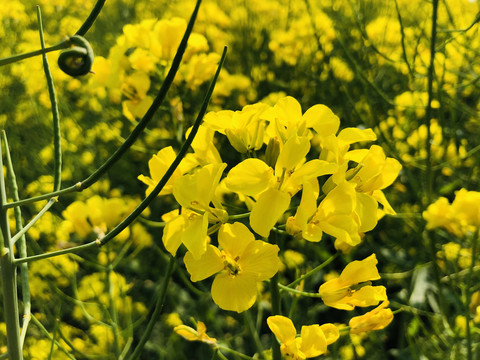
left=287, top=253, right=338, bottom=288
left=75, top=0, right=106, bottom=36
left=1, top=131, right=31, bottom=348
left=126, top=255, right=176, bottom=360
left=98, top=46, right=227, bottom=247
left=278, top=283, right=323, bottom=298
left=37, top=6, right=62, bottom=191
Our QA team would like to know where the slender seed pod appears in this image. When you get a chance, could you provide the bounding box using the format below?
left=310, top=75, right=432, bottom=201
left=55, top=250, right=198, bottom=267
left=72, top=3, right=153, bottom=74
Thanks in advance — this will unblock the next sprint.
left=58, top=35, right=94, bottom=77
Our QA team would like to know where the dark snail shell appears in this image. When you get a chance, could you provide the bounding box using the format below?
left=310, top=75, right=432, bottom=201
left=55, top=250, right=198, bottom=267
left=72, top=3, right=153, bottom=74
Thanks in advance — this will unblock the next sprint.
left=58, top=35, right=94, bottom=77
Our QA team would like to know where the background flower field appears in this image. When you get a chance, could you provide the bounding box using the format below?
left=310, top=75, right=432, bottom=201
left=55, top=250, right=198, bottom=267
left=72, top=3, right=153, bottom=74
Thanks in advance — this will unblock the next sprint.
left=0, top=0, right=479, bottom=359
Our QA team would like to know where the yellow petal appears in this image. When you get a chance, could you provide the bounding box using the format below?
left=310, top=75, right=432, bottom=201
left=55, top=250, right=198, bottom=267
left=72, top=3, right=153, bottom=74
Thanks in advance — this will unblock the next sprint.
left=218, top=222, right=255, bottom=258
left=184, top=245, right=223, bottom=282
left=303, top=104, right=340, bottom=137
left=338, top=127, right=377, bottom=144
left=211, top=273, right=257, bottom=312
left=225, top=158, right=275, bottom=197
left=250, top=188, right=290, bottom=237
left=162, top=214, right=186, bottom=257
left=319, top=323, right=340, bottom=345
left=355, top=193, right=378, bottom=232
left=300, top=324, right=327, bottom=357
left=181, top=212, right=209, bottom=259
left=267, top=315, right=297, bottom=344
left=275, top=135, right=310, bottom=174
left=339, top=254, right=381, bottom=284
left=240, top=240, right=280, bottom=281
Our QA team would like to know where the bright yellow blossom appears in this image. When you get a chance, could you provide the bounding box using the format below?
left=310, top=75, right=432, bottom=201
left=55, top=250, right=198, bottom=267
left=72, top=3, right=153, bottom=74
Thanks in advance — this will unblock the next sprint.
left=267, top=315, right=339, bottom=359
left=349, top=301, right=394, bottom=334
left=184, top=222, right=280, bottom=312
left=319, top=254, right=387, bottom=310
left=174, top=321, right=217, bottom=346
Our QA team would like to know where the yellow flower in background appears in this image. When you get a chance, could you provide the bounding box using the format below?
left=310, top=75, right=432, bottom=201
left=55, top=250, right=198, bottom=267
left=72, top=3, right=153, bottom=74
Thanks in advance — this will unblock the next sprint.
left=184, top=222, right=280, bottom=312
left=319, top=254, right=387, bottom=310
left=267, top=315, right=339, bottom=359
left=174, top=321, right=217, bottom=346
left=349, top=301, right=394, bottom=334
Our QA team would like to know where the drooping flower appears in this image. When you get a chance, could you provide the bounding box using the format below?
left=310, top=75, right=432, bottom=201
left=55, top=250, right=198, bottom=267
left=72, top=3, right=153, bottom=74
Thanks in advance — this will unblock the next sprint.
left=267, top=315, right=339, bottom=359
left=174, top=321, right=217, bottom=346
left=318, top=254, right=387, bottom=310
left=348, top=301, right=394, bottom=334
left=184, top=222, right=280, bottom=312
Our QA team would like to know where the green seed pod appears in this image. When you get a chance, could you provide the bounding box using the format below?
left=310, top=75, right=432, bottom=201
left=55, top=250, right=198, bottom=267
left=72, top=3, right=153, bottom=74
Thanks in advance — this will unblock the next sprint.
left=58, top=35, right=94, bottom=77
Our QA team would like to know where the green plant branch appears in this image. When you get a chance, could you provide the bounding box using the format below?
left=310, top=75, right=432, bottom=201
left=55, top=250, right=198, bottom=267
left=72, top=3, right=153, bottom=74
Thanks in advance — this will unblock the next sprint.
left=243, top=310, right=264, bottom=359
left=10, top=198, right=57, bottom=245
left=97, top=45, right=227, bottom=248
left=464, top=229, right=478, bottom=360
left=30, top=315, right=77, bottom=360
left=126, top=255, right=176, bottom=360
left=424, top=0, right=439, bottom=206
left=37, top=6, right=62, bottom=191
left=0, top=138, right=23, bottom=360
left=286, top=253, right=339, bottom=288
left=1, top=131, right=32, bottom=348
left=14, top=240, right=99, bottom=265
left=75, top=0, right=106, bottom=36
left=278, top=283, right=324, bottom=298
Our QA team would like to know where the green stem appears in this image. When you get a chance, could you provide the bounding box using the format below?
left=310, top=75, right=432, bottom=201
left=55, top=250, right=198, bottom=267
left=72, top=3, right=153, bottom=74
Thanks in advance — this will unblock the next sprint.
left=278, top=283, right=323, bottom=298
left=98, top=46, right=227, bottom=247
left=424, top=0, right=439, bottom=206
left=30, top=315, right=77, bottom=360
left=216, top=345, right=256, bottom=360
left=4, top=184, right=80, bottom=209
left=106, top=258, right=121, bottom=357
left=37, top=6, right=62, bottom=191
left=0, top=41, right=68, bottom=68
left=14, top=240, right=99, bottom=265
left=75, top=0, right=106, bottom=36
left=0, top=139, right=22, bottom=360
left=269, top=274, right=281, bottom=360
left=1, top=131, right=31, bottom=348
left=243, top=311, right=264, bottom=359
left=10, top=198, right=56, bottom=245
left=287, top=253, right=338, bottom=288
left=464, top=229, right=478, bottom=360
left=126, top=256, right=176, bottom=360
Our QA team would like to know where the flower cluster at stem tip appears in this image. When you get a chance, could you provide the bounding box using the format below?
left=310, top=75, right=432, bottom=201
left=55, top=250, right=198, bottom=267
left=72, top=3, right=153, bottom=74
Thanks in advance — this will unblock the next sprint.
left=138, top=95, right=400, bottom=319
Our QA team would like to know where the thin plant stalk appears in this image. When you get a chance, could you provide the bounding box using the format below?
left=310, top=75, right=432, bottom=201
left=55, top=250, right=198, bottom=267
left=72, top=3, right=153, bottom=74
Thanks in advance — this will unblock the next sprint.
left=464, top=229, right=479, bottom=360
left=269, top=274, right=282, bottom=360
left=37, top=6, right=62, bottom=191
left=126, top=255, right=176, bottom=360
left=1, top=131, right=32, bottom=347
left=0, top=139, right=22, bottom=360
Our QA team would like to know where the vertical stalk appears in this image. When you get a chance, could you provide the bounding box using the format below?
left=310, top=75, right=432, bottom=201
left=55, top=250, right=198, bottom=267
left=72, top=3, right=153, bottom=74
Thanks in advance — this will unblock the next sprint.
left=0, top=139, right=23, bottom=360
left=2, top=131, right=31, bottom=347
left=464, top=229, right=478, bottom=360
left=37, top=6, right=62, bottom=191
left=269, top=274, right=281, bottom=360
left=126, top=256, right=176, bottom=360
left=424, top=0, right=439, bottom=206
